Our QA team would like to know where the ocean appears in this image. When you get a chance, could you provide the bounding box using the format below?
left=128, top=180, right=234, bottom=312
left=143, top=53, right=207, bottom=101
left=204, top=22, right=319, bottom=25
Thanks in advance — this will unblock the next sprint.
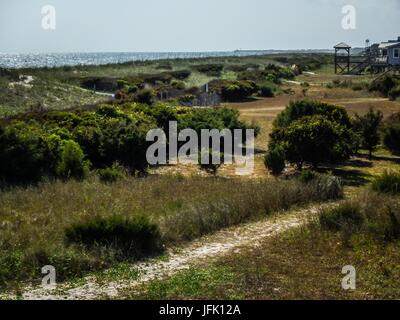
left=0, top=51, right=278, bottom=69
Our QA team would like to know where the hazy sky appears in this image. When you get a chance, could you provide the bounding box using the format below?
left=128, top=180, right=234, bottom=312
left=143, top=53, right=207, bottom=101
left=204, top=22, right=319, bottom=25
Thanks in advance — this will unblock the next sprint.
left=0, top=0, right=399, bottom=53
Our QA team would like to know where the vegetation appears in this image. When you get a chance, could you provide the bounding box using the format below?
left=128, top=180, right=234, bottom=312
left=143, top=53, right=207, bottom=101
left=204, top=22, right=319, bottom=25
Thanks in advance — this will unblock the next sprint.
left=383, top=112, right=400, bottom=154
left=371, top=171, right=400, bottom=194
left=353, top=108, right=383, bottom=159
left=65, top=215, right=163, bottom=259
left=0, top=174, right=342, bottom=289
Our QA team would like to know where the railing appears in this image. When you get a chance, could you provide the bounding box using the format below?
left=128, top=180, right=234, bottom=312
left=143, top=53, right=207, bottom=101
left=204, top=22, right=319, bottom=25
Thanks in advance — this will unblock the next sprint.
left=373, top=56, right=388, bottom=64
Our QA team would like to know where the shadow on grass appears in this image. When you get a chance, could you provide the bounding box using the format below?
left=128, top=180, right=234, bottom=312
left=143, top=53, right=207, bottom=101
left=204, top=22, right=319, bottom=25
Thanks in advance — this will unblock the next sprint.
left=317, top=160, right=374, bottom=187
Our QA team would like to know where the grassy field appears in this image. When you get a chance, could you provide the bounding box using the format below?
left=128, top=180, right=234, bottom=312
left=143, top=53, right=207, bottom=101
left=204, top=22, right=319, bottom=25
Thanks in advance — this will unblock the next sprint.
left=1, top=52, right=400, bottom=299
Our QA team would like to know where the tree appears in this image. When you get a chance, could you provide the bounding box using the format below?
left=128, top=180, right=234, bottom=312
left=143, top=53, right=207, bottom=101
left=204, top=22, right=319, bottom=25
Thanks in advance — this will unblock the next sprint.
left=353, top=108, right=383, bottom=159
left=383, top=112, right=400, bottom=155
left=264, top=145, right=285, bottom=175
left=269, top=115, right=355, bottom=169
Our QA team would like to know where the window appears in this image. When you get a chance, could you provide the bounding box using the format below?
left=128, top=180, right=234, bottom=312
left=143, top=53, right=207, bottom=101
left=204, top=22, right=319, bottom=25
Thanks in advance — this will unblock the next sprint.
left=394, top=48, right=400, bottom=59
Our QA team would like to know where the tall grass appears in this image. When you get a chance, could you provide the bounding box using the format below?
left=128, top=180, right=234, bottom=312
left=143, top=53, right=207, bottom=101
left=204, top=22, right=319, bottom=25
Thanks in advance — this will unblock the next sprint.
left=319, top=190, right=400, bottom=243
left=0, top=174, right=341, bottom=289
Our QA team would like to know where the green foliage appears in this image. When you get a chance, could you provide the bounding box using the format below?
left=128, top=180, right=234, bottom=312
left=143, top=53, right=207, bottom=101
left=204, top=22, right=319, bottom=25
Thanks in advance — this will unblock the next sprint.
left=193, top=64, right=224, bottom=77
left=134, top=89, right=155, bottom=105
left=320, top=203, right=365, bottom=232
left=264, top=145, right=285, bottom=175
left=0, top=123, right=50, bottom=184
left=259, top=85, right=275, bottom=97
left=369, top=74, right=400, bottom=97
left=270, top=115, right=355, bottom=168
left=372, top=171, right=400, bottom=194
left=98, top=163, right=126, bottom=184
left=274, top=100, right=352, bottom=128
left=299, top=169, right=316, bottom=183
left=319, top=193, right=400, bottom=243
left=353, top=108, right=383, bottom=158
left=55, top=140, right=90, bottom=180
left=388, top=85, right=400, bottom=101
left=208, top=79, right=258, bottom=102
left=65, top=215, right=163, bottom=259
left=383, top=113, right=400, bottom=154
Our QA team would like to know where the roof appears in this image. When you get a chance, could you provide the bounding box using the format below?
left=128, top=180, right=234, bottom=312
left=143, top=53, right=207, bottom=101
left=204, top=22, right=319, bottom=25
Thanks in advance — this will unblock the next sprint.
left=379, top=42, right=400, bottom=49
left=334, top=42, right=351, bottom=49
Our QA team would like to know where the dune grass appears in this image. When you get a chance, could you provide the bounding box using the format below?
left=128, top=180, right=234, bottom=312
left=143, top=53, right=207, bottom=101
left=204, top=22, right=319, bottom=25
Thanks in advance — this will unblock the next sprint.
left=0, top=174, right=341, bottom=290
left=124, top=190, right=400, bottom=300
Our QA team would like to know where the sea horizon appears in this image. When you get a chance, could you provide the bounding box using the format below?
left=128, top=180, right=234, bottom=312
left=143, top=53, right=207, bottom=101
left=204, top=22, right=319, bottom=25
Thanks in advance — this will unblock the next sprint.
left=0, top=49, right=333, bottom=69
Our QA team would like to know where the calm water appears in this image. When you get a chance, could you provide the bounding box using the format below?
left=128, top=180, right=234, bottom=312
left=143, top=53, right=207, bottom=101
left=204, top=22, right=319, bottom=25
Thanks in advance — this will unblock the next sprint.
left=0, top=51, right=276, bottom=69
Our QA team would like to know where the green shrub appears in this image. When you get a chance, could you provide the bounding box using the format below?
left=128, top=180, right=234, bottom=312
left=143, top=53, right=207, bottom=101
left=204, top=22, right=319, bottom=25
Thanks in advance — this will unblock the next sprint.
left=319, top=193, right=400, bottom=243
left=274, top=100, right=352, bottom=128
left=134, top=89, right=155, bottom=105
left=320, top=202, right=365, bottom=232
left=383, top=113, right=400, bottom=154
left=270, top=115, right=355, bottom=168
left=353, top=108, right=383, bottom=159
left=388, top=85, right=400, bottom=101
left=98, top=164, right=126, bottom=183
left=193, top=64, right=224, bottom=77
left=299, top=169, right=316, bottom=183
left=0, top=123, right=50, bottom=184
left=55, top=140, right=90, bottom=180
left=208, top=80, right=258, bottom=102
left=307, top=173, right=343, bottom=201
left=264, top=146, right=285, bottom=175
left=65, top=215, right=163, bottom=259
left=369, top=74, right=400, bottom=97
left=259, top=85, right=275, bottom=97
left=372, top=171, right=400, bottom=194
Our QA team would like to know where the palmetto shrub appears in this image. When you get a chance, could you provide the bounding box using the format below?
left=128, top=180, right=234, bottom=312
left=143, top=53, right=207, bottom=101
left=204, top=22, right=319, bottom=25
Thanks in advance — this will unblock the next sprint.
left=65, top=215, right=163, bottom=259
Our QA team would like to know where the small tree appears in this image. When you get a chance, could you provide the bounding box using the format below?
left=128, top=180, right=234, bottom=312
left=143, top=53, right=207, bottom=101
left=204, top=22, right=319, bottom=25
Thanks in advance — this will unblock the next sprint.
left=269, top=115, right=355, bottom=169
left=264, top=145, right=285, bottom=175
left=353, top=108, right=383, bottom=159
left=55, top=140, right=90, bottom=180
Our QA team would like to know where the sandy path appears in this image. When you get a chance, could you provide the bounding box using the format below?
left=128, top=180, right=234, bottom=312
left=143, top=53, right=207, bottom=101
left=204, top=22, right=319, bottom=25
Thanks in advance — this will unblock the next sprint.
left=14, top=204, right=334, bottom=300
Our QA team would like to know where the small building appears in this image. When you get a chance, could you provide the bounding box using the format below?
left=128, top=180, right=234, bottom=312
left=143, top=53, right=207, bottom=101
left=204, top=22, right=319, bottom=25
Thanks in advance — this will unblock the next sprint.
left=334, top=36, right=400, bottom=74
left=377, top=37, right=400, bottom=66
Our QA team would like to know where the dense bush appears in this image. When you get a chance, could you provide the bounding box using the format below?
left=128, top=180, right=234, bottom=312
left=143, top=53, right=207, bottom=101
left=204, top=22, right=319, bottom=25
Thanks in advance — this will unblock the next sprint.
left=208, top=79, right=258, bottom=102
left=98, top=164, right=126, bottom=183
left=320, top=202, right=365, bottom=232
left=80, top=77, right=120, bottom=92
left=372, top=171, right=400, bottom=194
left=270, top=115, right=355, bottom=168
left=353, top=108, right=383, bottom=158
left=264, top=145, right=285, bottom=175
left=134, top=89, right=155, bottom=105
left=319, top=192, right=400, bottom=242
left=274, top=100, right=352, bottom=129
left=55, top=140, right=90, bottom=180
left=388, top=85, right=400, bottom=101
left=369, top=74, right=400, bottom=97
left=0, top=123, right=50, bottom=184
left=65, top=215, right=163, bottom=259
left=259, top=85, right=275, bottom=98
left=382, top=113, right=400, bottom=154
left=193, top=64, right=224, bottom=77
left=0, top=103, right=258, bottom=185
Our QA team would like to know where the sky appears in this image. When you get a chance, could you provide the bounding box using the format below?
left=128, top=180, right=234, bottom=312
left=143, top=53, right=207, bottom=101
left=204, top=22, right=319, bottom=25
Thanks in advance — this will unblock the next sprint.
left=0, top=0, right=399, bottom=53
